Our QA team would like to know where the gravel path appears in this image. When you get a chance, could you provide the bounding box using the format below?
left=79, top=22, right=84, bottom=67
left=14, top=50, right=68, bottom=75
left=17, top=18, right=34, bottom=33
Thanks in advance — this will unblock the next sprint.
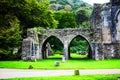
left=0, top=69, right=120, bottom=79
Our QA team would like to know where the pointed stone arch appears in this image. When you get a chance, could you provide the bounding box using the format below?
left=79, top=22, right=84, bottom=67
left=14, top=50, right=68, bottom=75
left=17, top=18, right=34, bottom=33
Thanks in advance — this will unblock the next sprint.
left=41, top=35, right=64, bottom=59
left=114, top=9, right=120, bottom=22
left=67, top=34, right=93, bottom=59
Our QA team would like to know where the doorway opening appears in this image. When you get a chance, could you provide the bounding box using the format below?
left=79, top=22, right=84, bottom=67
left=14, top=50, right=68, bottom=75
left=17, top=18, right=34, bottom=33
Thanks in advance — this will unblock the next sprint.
left=42, top=36, right=64, bottom=59
left=68, top=35, right=92, bottom=60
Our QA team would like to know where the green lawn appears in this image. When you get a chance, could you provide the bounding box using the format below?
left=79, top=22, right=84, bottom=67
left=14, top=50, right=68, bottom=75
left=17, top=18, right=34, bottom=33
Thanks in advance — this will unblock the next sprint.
left=5, top=74, right=120, bottom=80
left=0, top=54, right=120, bottom=69
left=48, top=54, right=87, bottom=59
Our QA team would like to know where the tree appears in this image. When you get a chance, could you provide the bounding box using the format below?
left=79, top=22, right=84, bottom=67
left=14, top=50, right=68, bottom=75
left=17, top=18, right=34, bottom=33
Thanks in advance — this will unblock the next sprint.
left=0, top=15, right=21, bottom=60
left=0, top=0, right=58, bottom=60
left=76, top=8, right=91, bottom=28
left=70, top=37, right=89, bottom=53
left=0, top=0, right=57, bottom=29
left=13, top=0, right=57, bottom=29
left=64, top=5, right=72, bottom=11
left=54, top=11, right=77, bottom=28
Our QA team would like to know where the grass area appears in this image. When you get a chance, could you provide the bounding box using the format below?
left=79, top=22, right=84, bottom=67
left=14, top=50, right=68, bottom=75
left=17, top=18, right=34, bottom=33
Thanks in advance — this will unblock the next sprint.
left=5, top=74, right=120, bottom=80
left=0, top=54, right=120, bottom=69
left=48, top=54, right=87, bottom=59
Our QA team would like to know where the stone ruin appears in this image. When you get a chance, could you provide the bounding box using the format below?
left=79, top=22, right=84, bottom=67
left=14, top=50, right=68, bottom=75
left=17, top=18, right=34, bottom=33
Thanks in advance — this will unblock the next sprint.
left=91, top=0, right=120, bottom=59
left=21, top=0, right=120, bottom=61
left=21, top=29, right=40, bottom=61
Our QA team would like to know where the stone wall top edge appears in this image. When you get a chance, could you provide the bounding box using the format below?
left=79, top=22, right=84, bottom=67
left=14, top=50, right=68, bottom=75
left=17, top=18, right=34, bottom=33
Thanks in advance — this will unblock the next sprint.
left=40, top=28, right=91, bottom=31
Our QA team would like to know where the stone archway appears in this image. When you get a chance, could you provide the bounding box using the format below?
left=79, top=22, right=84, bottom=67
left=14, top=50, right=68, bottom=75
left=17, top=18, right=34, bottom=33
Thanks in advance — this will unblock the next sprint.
left=41, top=35, right=64, bottom=59
left=68, top=34, right=93, bottom=59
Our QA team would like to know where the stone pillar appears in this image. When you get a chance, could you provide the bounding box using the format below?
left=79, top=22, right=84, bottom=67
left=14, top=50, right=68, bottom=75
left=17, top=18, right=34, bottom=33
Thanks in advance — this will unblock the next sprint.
left=92, top=43, right=99, bottom=60
left=39, top=44, right=43, bottom=59
left=102, top=4, right=112, bottom=43
left=34, top=43, right=41, bottom=59
left=21, top=37, right=33, bottom=60
left=64, top=40, right=69, bottom=60
left=92, top=43, right=104, bottom=60
left=22, top=29, right=42, bottom=61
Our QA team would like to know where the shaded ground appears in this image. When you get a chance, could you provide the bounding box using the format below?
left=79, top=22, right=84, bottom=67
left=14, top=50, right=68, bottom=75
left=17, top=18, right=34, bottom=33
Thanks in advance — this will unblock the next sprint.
left=0, top=69, right=120, bottom=79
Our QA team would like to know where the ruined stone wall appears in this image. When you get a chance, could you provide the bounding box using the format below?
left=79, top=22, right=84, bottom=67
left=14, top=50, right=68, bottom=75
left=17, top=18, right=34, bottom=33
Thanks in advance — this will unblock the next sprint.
left=39, top=28, right=91, bottom=42
left=91, top=0, right=120, bottom=59
left=21, top=29, right=41, bottom=61
left=39, top=28, right=93, bottom=60
left=110, top=0, right=120, bottom=6
left=102, top=3, right=112, bottom=43
left=90, top=4, right=102, bottom=43
left=91, top=4, right=102, bottom=29
left=103, top=43, right=120, bottom=58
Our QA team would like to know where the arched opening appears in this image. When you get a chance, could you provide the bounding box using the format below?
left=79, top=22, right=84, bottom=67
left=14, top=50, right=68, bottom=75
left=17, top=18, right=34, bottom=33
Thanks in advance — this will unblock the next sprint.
left=68, top=35, right=92, bottom=59
left=41, top=35, right=64, bottom=59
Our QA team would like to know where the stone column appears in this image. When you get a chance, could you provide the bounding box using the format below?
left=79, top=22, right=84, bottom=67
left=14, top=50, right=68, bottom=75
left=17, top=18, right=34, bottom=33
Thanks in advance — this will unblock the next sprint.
left=63, top=40, right=69, bottom=60
left=92, top=43, right=104, bottom=60
left=102, top=4, right=112, bottom=43
left=21, top=37, right=33, bottom=60
left=39, top=44, right=43, bottom=59
left=94, top=43, right=99, bottom=60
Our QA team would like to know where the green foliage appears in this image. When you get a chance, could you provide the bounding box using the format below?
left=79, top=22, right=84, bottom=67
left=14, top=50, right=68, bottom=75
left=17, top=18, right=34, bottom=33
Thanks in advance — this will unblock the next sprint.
left=54, top=11, right=77, bottom=28
left=30, top=27, right=44, bottom=35
left=90, top=31, right=94, bottom=36
left=70, top=37, right=89, bottom=53
left=0, top=0, right=57, bottom=29
left=48, top=36, right=63, bottom=53
left=43, top=33, right=48, bottom=38
left=50, top=0, right=92, bottom=28
left=15, top=0, right=57, bottom=29
left=0, top=16, right=21, bottom=60
left=50, top=0, right=92, bottom=11
left=0, top=0, right=59, bottom=60
left=76, top=8, right=91, bottom=28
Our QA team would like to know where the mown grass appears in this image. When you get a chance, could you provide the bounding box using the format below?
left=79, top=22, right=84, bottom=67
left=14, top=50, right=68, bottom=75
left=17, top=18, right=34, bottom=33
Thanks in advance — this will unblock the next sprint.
left=5, top=74, right=120, bottom=80
left=0, top=53, right=120, bottom=69
left=48, top=54, right=87, bottom=59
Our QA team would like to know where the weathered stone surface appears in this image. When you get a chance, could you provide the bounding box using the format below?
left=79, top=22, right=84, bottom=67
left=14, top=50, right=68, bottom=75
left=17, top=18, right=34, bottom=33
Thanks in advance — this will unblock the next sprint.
left=62, top=57, right=66, bottom=63
left=116, top=9, right=120, bottom=42
left=21, top=29, right=40, bottom=61
left=91, top=0, right=120, bottom=59
left=54, top=61, right=60, bottom=66
left=110, top=0, right=120, bottom=6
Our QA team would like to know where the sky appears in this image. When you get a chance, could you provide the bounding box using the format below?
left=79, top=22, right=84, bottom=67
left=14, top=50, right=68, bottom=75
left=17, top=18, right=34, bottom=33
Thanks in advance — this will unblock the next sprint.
left=83, top=0, right=110, bottom=5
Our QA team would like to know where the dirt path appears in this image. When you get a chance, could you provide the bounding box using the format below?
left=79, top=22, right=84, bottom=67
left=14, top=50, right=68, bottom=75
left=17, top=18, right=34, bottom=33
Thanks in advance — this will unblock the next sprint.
left=0, top=69, right=120, bottom=79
